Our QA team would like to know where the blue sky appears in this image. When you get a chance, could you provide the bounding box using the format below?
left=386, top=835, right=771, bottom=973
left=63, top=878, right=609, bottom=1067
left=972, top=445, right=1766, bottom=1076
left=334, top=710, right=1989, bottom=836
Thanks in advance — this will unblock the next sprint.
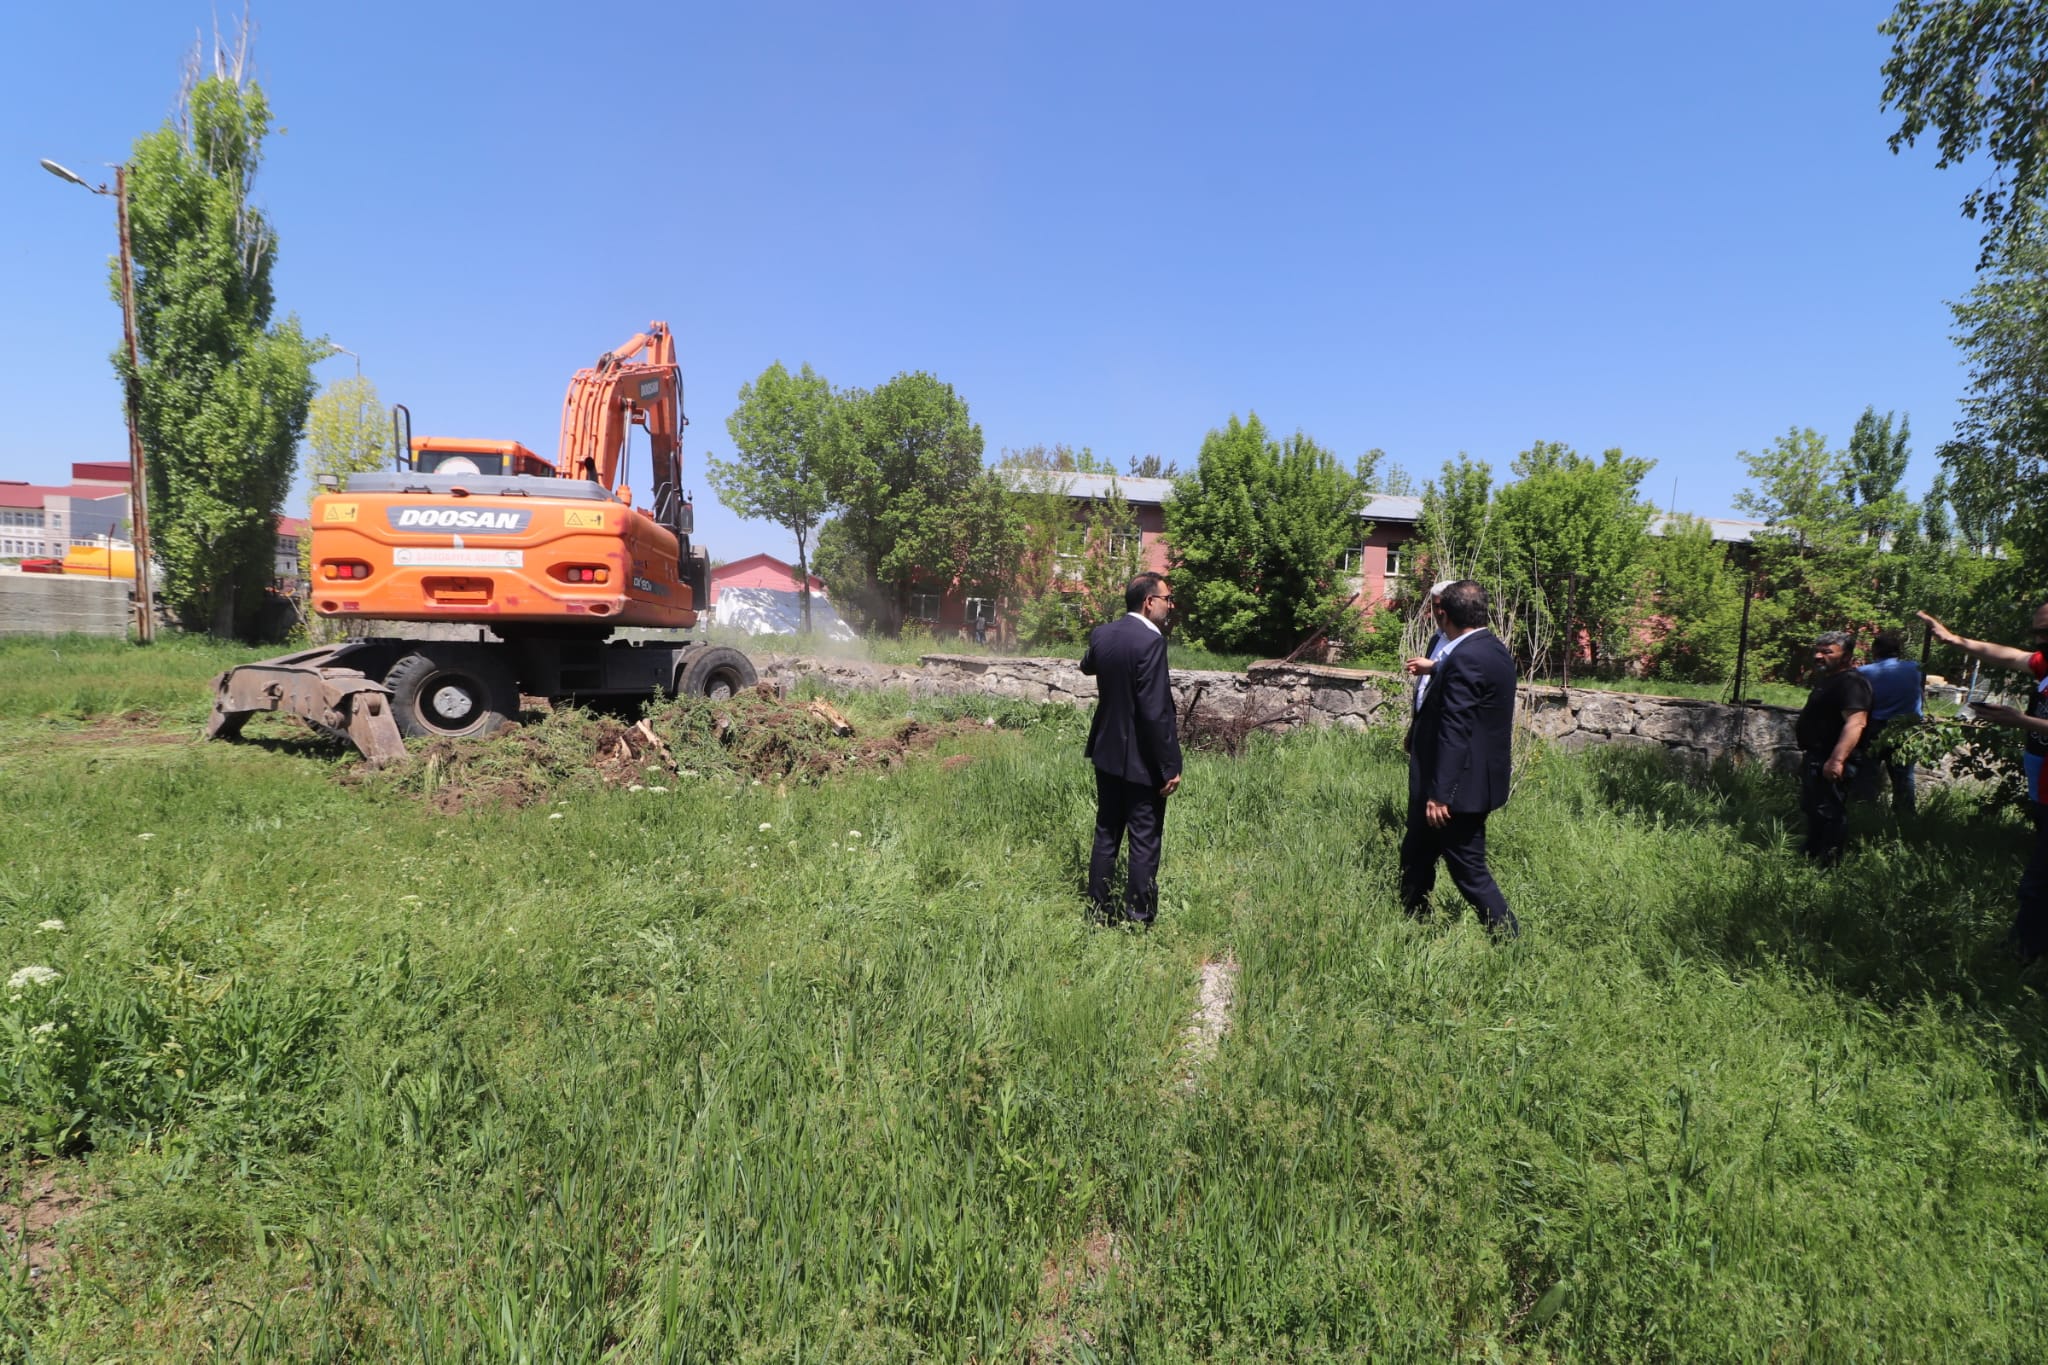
left=0, top=1, right=1987, bottom=561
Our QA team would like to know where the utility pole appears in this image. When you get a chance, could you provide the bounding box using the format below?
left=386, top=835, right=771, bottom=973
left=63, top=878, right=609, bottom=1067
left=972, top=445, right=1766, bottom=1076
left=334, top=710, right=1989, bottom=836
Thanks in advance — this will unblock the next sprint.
left=43, top=157, right=154, bottom=642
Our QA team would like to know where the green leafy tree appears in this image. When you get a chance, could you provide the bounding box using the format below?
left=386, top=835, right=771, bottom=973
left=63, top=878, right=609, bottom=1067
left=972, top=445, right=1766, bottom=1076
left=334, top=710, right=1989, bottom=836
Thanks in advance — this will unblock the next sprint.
left=299, top=373, right=386, bottom=592
left=1940, top=215, right=2048, bottom=574
left=951, top=469, right=1028, bottom=635
left=1357, top=448, right=1419, bottom=497
left=1125, top=453, right=1180, bottom=478
left=1412, top=453, right=1498, bottom=596
left=1003, top=469, right=1085, bottom=645
left=303, top=374, right=387, bottom=492
left=1491, top=442, right=1655, bottom=670
left=707, top=362, right=839, bottom=633
left=1847, top=406, right=1914, bottom=545
left=1733, top=427, right=1852, bottom=545
left=1643, top=515, right=1744, bottom=681
left=1076, top=478, right=1148, bottom=630
left=819, top=372, right=985, bottom=635
left=1882, top=0, right=2048, bottom=265
left=1732, top=428, right=1887, bottom=678
left=1164, top=414, right=1366, bottom=656
left=996, top=443, right=1109, bottom=473
left=122, top=41, right=320, bottom=636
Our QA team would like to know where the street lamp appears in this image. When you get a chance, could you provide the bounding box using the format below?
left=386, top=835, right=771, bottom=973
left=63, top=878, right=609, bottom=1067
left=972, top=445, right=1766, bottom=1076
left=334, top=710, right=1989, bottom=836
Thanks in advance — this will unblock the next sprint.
left=41, top=157, right=155, bottom=643
left=323, top=343, right=361, bottom=380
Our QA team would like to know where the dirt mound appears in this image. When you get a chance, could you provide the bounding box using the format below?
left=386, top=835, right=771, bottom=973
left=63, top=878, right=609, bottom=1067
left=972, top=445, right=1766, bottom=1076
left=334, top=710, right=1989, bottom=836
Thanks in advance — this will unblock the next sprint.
left=369, top=689, right=988, bottom=811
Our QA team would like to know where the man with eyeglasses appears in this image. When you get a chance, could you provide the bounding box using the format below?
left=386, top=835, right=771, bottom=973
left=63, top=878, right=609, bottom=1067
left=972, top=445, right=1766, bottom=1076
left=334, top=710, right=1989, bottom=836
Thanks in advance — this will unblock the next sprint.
left=1079, top=572, right=1183, bottom=927
left=1919, top=605, right=2048, bottom=963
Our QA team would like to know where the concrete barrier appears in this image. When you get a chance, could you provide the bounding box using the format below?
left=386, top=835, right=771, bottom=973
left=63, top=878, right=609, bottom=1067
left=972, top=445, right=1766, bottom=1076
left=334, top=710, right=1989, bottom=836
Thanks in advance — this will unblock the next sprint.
left=0, top=572, right=131, bottom=638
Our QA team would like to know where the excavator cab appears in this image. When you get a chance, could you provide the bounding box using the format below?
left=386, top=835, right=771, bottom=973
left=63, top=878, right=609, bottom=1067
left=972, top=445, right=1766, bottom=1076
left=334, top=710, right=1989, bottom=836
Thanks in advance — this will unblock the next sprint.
left=408, top=437, right=556, bottom=479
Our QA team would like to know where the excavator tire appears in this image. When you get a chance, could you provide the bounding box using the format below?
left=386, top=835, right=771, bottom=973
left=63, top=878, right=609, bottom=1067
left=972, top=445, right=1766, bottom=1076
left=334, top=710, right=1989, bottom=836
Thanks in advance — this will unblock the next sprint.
left=678, top=645, right=757, bottom=701
left=383, top=645, right=519, bottom=740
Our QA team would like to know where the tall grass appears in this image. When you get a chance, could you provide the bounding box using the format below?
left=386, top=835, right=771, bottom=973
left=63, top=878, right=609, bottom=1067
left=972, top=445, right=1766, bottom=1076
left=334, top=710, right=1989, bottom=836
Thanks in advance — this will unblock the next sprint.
left=2, top=643, right=2045, bottom=1359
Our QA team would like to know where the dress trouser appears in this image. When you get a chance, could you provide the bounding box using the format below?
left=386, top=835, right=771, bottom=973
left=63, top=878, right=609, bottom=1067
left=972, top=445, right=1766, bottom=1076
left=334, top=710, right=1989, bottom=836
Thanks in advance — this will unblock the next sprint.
left=1399, top=796, right=1515, bottom=933
left=1088, top=768, right=1167, bottom=924
left=2013, top=805, right=2048, bottom=961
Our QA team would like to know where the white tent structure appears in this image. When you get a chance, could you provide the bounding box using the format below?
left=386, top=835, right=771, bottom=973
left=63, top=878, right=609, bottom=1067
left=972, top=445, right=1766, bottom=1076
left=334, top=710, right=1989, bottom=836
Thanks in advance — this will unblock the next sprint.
left=711, top=586, right=859, bottom=642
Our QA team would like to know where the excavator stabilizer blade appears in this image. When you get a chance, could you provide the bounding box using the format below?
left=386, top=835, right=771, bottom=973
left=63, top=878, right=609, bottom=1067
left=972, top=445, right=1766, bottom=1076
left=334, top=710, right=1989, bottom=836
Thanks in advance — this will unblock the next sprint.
left=205, top=643, right=408, bottom=767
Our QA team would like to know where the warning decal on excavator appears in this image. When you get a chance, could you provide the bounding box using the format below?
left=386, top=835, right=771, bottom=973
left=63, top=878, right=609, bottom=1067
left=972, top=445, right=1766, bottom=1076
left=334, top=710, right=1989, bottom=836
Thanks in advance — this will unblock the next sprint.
left=323, top=503, right=359, bottom=523
left=563, top=509, right=606, bottom=530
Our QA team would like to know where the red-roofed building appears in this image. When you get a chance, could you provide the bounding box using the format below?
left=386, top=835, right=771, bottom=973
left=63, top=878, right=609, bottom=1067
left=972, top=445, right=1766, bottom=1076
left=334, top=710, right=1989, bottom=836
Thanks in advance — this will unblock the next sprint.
left=1, top=463, right=312, bottom=589
left=706, top=552, right=828, bottom=603
left=0, top=464, right=129, bottom=559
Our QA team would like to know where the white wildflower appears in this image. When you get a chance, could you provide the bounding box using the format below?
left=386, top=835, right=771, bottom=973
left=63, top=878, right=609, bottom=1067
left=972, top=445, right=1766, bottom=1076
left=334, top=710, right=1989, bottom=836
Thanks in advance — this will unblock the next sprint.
left=548, top=812, right=565, bottom=820
left=36, top=919, right=66, bottom=933
left=31, top=1022, right=57, bottom=1038
left=758, top=822, right=773, bottom=832
left=7, top=966, right=61, bottom=992
left=137, top=832, right=154, bottom=841
left=848, top=830, right=862, bottom=839
left=629, top=784, right=645, bottom=792
left=648, top=786, right=669, bottom=794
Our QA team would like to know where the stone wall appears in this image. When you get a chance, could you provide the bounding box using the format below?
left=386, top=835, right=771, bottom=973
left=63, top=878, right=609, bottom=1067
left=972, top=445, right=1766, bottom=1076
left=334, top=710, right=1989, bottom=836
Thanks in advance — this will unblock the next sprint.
left=0, top=572, right=131, bottom=639
left=754, top=651, right=1806, bottom=770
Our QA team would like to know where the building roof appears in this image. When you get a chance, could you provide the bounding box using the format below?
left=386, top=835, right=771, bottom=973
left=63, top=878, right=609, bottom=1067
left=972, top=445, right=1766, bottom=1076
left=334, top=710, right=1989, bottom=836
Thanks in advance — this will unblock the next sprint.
left=0, top=480, right=131, bottom=508
left=1647, top=513, right=1769, bottom=545
left=1000, top=470, right=1178, bottom=504
left=1362, top=493, right=1423, bottom=524
left=708, top=551, right=828, bottom=595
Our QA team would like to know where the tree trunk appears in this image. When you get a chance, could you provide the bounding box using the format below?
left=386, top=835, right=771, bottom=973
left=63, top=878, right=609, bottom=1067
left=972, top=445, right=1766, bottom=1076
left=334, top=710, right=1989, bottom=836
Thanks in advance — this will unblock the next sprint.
left=795, top=530, right=812, bottom=635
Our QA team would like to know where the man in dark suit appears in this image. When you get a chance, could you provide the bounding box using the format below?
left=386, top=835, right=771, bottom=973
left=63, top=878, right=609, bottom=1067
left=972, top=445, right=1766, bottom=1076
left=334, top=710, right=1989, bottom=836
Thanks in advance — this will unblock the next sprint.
left=1080, top=572, right=1183, bottom=926
left=1401, top=579, right=1519, bottom=938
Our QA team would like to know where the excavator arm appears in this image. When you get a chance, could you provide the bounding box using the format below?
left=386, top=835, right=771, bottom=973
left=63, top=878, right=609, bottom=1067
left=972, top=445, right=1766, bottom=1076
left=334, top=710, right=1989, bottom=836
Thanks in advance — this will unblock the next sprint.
left=556, top=321, right=688, bottom=534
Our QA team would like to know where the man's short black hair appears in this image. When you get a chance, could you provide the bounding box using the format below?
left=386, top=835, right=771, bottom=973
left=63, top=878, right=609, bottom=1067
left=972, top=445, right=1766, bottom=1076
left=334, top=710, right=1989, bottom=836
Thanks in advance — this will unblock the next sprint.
left=1872, top=628, right=1905, bottom=659
left=1126, top=572, right=1167, bottom=614
left=1439, top=579, right=1490, bottom=630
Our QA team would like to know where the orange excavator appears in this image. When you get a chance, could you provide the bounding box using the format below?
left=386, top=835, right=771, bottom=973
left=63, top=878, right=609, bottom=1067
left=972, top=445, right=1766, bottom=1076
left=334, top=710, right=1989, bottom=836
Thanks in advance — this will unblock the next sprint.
left=205, top=322, right=756, bottom=762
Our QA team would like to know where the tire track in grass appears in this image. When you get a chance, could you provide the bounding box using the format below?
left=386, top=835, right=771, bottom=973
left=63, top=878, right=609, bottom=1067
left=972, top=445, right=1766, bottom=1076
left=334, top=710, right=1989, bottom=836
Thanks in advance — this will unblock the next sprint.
left=1032, top=953, right=1241, bottom=1355
left=1175, top=954, right=1240, bottom=1092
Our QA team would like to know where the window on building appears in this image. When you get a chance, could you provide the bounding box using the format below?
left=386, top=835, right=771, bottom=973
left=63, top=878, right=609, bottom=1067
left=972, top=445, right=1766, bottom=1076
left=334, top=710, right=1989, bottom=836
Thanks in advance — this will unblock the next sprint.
left=1341, top=546, right=1365, bottom=574
left=908, top=591, right=943, bottom=621
left=1384, top=547, right=1403, bottom=577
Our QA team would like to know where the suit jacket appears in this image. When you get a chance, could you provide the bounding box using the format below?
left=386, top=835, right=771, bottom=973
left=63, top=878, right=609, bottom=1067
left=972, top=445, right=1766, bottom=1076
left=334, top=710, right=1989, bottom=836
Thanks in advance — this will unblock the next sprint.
left=1408, top=628, right=1515, bottom=814
left=1080, top=614, right=1183, bottom=788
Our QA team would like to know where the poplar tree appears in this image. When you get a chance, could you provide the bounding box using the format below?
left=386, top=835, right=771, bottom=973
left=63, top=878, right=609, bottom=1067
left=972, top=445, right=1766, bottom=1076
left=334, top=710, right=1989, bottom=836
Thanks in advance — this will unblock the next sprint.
left=121, top=34, right=319, bottom=635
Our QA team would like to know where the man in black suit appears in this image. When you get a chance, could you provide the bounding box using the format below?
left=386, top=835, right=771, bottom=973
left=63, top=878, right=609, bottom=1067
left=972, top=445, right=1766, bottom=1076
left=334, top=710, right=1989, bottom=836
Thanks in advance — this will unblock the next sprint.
left=1401, top=579, right=1519, bottom=938
left=1080, top=572, right=1183, bottom=926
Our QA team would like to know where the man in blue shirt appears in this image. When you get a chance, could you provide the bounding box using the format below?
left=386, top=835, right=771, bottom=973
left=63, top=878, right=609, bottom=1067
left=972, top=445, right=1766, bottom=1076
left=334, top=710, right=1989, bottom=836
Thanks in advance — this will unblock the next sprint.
left=1857, top=628, right=1924, bottom=817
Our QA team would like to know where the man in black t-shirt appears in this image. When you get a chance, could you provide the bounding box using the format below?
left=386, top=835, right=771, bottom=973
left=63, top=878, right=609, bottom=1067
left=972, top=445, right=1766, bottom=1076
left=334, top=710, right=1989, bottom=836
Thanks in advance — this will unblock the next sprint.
left=1795, top=630, right=1872, bottom=866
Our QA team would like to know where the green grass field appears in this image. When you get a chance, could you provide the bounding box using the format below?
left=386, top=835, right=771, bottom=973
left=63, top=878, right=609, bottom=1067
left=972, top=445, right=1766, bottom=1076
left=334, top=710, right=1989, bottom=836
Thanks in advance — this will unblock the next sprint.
left=3, top=637, right=2046, bottom=1361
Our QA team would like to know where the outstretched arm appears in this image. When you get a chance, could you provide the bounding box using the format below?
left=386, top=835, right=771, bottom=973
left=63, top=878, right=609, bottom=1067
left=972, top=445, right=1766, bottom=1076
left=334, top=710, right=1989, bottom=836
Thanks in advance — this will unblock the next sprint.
left=1918, top=611, right=2035, bottom=672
